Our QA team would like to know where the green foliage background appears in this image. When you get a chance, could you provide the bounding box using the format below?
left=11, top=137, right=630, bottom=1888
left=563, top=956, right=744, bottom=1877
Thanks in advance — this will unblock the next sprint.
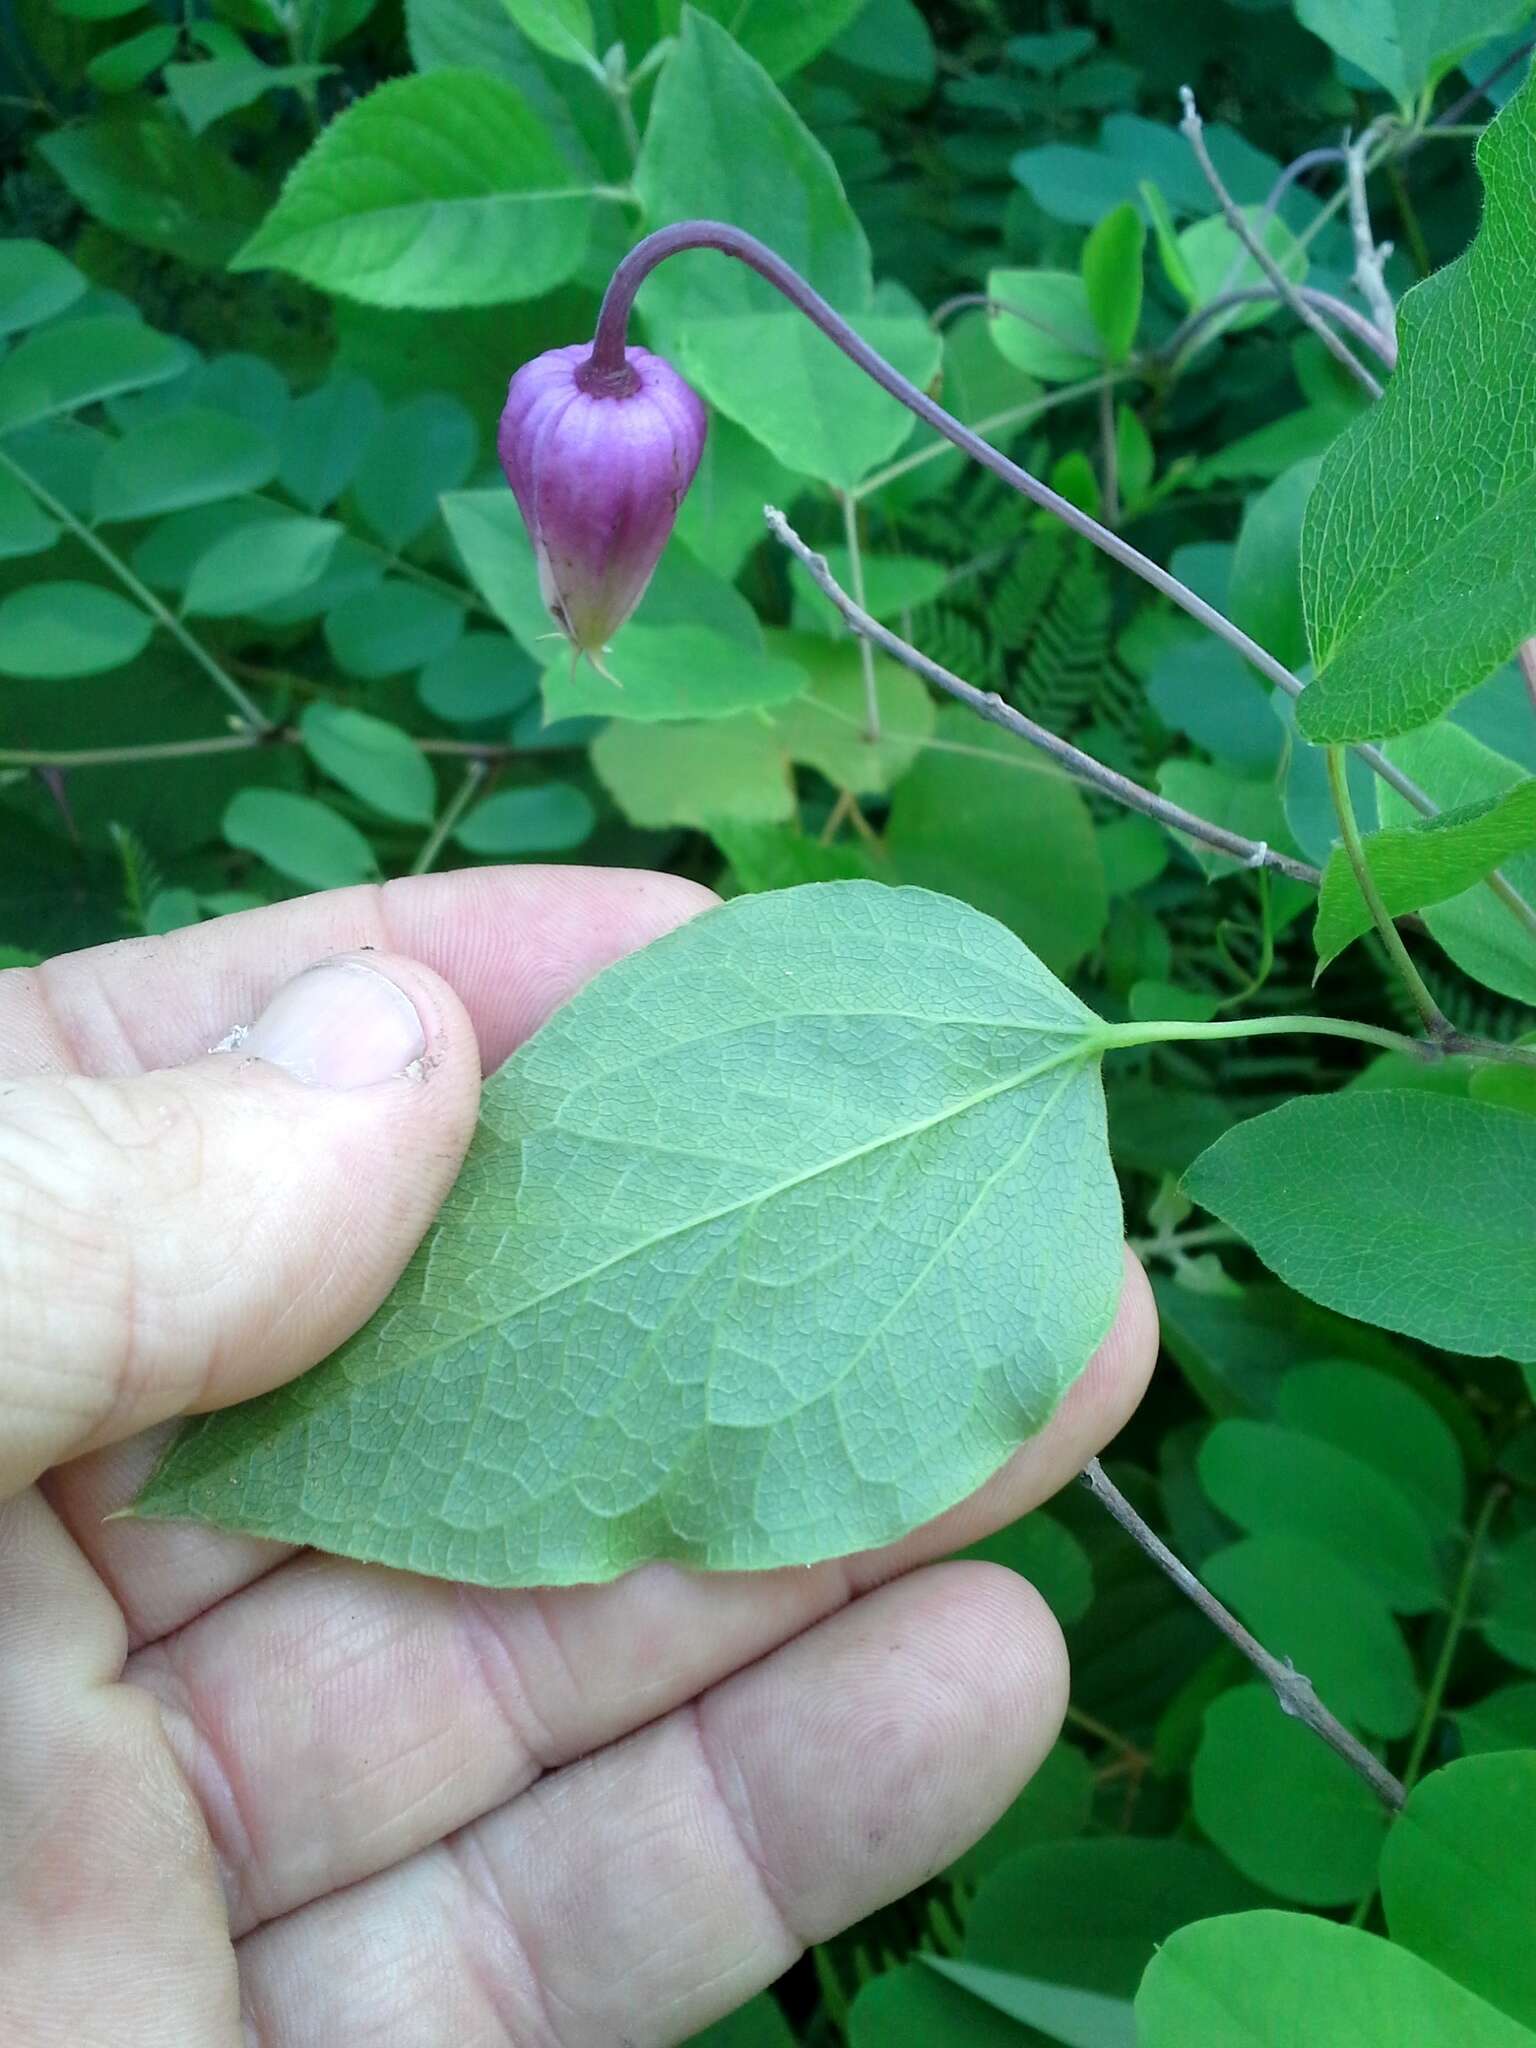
left=4, top=0, right=1536, bottom=2040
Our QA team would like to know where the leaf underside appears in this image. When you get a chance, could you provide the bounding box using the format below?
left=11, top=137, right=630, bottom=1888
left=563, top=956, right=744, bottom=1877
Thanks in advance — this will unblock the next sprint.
left=135, top=884, right=1125, bottom=1586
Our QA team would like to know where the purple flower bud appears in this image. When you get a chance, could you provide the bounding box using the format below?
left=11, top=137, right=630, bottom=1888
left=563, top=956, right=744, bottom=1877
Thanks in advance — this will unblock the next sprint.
left=497, top=343, right=707, bottom=662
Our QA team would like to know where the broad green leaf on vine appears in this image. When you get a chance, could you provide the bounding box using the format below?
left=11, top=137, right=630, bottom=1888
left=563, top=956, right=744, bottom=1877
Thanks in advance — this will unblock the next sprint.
left=766, top=631, right=935, bottom=794
left=1378, top=721, right=1536, bottom=1007
left=1296, top=0, right=1529, bottom=108
left=1380, top=1753, right=1536, bottom=2032
left=1276, top=1360, right=1465, bottom=1532
left=1314, top=779, right=1536, bottom=975
left=1185, top=1091, right=1536, bottom=1365
left=134, top=885, right=1126, bottom=1584
left=986, top=268, right=1102, bottom=382
left=230, top=72, right=593, bottom=307
left=1300, top=72, right=1536, bottom=742
left=1138, top=1911, right=1536, bottom=2048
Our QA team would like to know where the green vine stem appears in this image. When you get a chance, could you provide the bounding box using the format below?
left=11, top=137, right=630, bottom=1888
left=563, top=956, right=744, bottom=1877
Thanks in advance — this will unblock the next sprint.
left=1081, top=1459, right=1407, bottom=1810
left=1401, top=1483, right=1507, bottom=1794
left=0, top=447, right=271, bottom=734
left=1325, top=744, right=1453, bottom=1039
left=409, top=757, right=488, bottom=876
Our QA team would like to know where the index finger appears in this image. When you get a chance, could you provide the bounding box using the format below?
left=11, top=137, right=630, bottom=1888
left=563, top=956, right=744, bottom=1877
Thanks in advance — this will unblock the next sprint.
left=0, top=865, right=717, bottom=1081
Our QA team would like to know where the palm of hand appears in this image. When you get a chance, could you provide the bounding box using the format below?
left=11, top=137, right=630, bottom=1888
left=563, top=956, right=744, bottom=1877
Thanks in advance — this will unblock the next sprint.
left=0, top=868, right=1153, bottom=2047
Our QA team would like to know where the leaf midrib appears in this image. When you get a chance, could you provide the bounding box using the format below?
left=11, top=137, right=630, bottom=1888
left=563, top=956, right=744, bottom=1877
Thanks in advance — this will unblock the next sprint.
left=385, top=1034, right=1101, bottom=1383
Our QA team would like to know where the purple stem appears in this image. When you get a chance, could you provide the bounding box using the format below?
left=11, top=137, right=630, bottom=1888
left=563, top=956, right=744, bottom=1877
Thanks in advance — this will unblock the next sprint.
left=584, top=220, right=1305, bottom=702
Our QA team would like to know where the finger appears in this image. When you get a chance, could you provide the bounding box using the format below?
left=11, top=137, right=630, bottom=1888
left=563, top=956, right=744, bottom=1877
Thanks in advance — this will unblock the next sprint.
left=0, top=1487, right=239, bottom=2046
left=125, top=1255, right=1155, bottom=1933
left=234, top=1563, right=1066, bottom=2048
left=2, top=950, right=483, bottom=1495
left=0, top=864, right=717, bottom=1080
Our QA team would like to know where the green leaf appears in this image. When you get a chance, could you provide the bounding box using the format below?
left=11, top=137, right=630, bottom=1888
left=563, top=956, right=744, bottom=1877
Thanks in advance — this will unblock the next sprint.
left=453, top=782, right=596, bottom=854
left=0, top=240, right=87, bottom=336
left=0, top=466, right=59, bottom=561
left=0, top=582, right=154, bottom=679
left=298, top=703, right=435, bottom=824
left=687, top=0, right=868, bottom=79
left=922, top=1960, right=1135, bottom=2048
left=791, top=547, right=951, bottom=632
left=1376, top=721, right=1536, bottom=1006
left=593, top=714, right=793, bottom=828
left=1275, top=1360, right=1464, bottom=1533
left=223, top=787, right=377, bottom=889
left=323, top=581, right=464, bottom=680
left=86, top=22, right=179, bottom=91
left=986, top=269, right=1102, bottom=382
left=440, top=488, right=550, bottom=657
left=38, top=113, right=266, bottom=267
left=230, top=72, right=593, bottom=308
left=1227, top=457, right=1320, bottom=675
left=501, top=0, right=595, bottom=66
left=680, top=296, right=942, bottom=490
left=1315, top=780, right=1536, bottom=975
left=1138, top=1911, right=1536, bottom=2048
left=959, top=1509, right=1094, bottom=1627
left=1296, top=0, right=1528, bottom=106
left=1203, top=1534, right=1419, bottom=1737
left=850, top=1963, right=1031, bottom=2048
left=1301, top=76, right=1536, bottom=742
left=1454, top=1684, right=1536, bottom=1755
left=183, top=516, right=343, bottom=617
left=673, top=413, right=800, bottom=581
left=634, top=9, right=870, bottom=331
left=52, top=0, right=145, bottom=16
left=542, top=625, right=808, bottom=723
left=92, top=408, right=279, bottom=523
left=351, top=392, right=477, bottom=549
left=1192, top=1685, right=1391, bottom=1903
left=1381, top=1752, right=1536, bottom=2030
left=278, top=374, right=383, bottom=513
left=765, top=631, right=934, bottom=795
left=0, top=317, right=188, bottom=434
left=683, top=1992, right=797, bottom=2048
left=966, top=1837, right=1265, bottom=1995
left=1481, top=1529, right=1536, bottom=1670
left=132, top=885, right=1126, bottom=1583
left=1199, top=1419, right=1444, bottom=1613
left=1185, top=1091, right=1536, bottom=1366
left=417, top=631, right=539, bottom=723
left=887, top=705, right=1107, bottom=978
left=1081, top=201, right=1144, bottom=363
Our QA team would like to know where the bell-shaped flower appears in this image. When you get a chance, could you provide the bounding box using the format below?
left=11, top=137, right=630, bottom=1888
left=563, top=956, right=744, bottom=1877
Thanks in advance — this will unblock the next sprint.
left=497, top=342, right=707, bottom=665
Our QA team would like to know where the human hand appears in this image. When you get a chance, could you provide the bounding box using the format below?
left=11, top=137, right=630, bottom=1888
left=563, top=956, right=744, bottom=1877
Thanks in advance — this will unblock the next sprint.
left=0, top=867, right=1156, bottom=2047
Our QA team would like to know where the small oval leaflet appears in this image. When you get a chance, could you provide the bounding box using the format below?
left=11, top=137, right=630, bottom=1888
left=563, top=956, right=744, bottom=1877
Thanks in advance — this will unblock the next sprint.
left=134, top=883, right=1126, bottom=1585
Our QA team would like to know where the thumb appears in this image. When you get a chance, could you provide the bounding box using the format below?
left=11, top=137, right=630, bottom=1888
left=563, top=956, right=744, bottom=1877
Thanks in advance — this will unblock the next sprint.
left=1, top=952, right=484, bottom=1498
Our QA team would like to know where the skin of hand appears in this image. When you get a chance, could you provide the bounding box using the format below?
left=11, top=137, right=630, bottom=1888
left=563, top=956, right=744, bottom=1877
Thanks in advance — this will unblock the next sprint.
left=0, top=865, right=1157, bottom=2048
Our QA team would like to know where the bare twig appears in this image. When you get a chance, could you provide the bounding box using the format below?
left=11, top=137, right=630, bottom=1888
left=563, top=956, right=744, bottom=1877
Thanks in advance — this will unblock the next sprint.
left=838, top=490, right=882, bottom=741
left=1180, top=88, right=1383, bottom=400
left=1080, top=1459, right=1406, bottom=1810
left=1345, top=131, right=1399, bottom=361
left=765, top=508, right=1320, bottom=885
left=1160, top=283, right=1398, bottom=368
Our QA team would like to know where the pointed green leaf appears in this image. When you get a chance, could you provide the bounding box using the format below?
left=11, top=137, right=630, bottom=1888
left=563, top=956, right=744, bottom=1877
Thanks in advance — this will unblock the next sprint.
left=230, top=72, right=593, bottom=307
left=86, top=23, right=181, bottom=92
left=1081, top=201, right=1144, bottom=363
left=1296, top=0, right=1528, bottom=107
left=132, top=885, right=1125, bottom=1584
left=1301, top=75, right=1536, bottom=742
left=1186, top=1091, right=1536, bottom=1365
left=501, top=0, right=595, bottom=67
left=1315, top=780, right=1536, bottom=975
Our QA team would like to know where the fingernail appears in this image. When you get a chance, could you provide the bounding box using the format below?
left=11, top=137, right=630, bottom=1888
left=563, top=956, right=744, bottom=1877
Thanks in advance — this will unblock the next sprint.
left=237, top=957, right=427, bottom=1088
